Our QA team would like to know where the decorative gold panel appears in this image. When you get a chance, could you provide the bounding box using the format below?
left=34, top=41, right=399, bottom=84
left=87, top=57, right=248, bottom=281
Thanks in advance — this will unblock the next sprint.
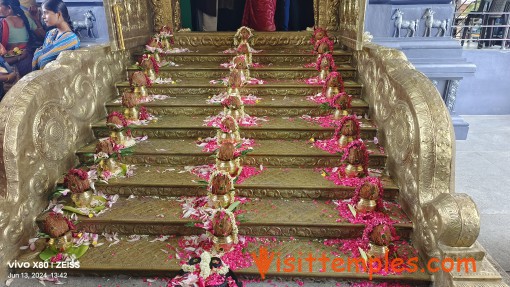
left=0, top=45, right=129, bottom=279
left=339, top=0, right=367, bottom=50
left=104, top=0, right=153, bottom=50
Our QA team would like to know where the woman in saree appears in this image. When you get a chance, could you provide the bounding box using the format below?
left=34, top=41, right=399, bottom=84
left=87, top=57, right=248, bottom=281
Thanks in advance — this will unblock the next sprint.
left=242, top=0, right=277, bottom=31
left=0, top=0, right=37, bottom=77
left=32, top=0, right=79, bottom=70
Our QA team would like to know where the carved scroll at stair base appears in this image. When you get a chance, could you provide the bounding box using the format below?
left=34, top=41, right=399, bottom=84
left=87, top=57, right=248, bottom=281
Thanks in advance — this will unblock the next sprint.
left=354, top=44, right=506, bottom=287
left=0, top=46, right=129, bottom=280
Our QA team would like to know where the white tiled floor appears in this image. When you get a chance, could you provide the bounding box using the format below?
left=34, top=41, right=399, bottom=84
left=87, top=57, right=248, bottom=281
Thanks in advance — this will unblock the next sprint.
left=456, top=115, right=510, bottom=272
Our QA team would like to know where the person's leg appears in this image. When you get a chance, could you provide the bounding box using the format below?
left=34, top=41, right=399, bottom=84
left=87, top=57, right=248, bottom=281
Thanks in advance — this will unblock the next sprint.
left=190, top=0, right=199, bottom=31
left=275, top=0, right=290, bottom=31
left=180, top=0, right=193, bottom=29
left=202, top=1, right=218, bottom=31
left=299, top=0, right=314, bottom=30
left=288, top=0, right=299, bottom=31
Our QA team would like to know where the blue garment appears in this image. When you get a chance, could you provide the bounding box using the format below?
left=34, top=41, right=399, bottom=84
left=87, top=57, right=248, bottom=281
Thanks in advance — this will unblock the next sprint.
left=0, top=56, right=13, bottom=74
left=32, top=28, right=80, bottom=70
left=275, top=0, right=290, bottom=31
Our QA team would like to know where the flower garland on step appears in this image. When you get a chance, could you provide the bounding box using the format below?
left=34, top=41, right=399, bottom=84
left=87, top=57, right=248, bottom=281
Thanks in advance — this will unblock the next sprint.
left=204, top=113, right=268, bottom=128
left=322, top=71, right=345, bottom=97
left=333, top=115, right=361, bottom=138
left=180, top=251, right=230, bottom=278
left=314, top=37, right=334, bottom=54
left=139, top=54, right=160, bottom=74
left=185, top=164, right=264, bottom=185
left=329, top=92, right=352, bottom=110
left=207, top=92, right=261, bottom=105
left=130, top=71, right=153, bottom=87
left=309, top=27, right=328, bottom=45
left=197, top=137, right=256, bottom=153
left=316, top=53, right=337, bottom=72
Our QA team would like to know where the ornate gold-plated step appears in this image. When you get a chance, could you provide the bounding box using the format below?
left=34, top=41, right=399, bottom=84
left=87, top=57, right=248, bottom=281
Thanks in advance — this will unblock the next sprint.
left=90, top=166, right=399, bottom=201
left=127, top=62, right=357, bottom=81
left=91, top=115, right=378, bottom=140
left=77, top=138, right=386, bottom=168
left=14, top=235, right=431, bottom=283
left=105, top=95, right=369, bottom=117
left=34, top=197, right=412, bottom=238
left=134, top=47, right=352, bottom=65
left=115, top=79, right=362, bottom=97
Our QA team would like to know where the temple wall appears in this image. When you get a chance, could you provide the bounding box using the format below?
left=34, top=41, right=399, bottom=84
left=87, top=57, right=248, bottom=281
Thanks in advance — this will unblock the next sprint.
left=364, top=0, right=476, bottom=140
left=456, top=49, right=510, bottom=115
left=36, top=0, right=110, bottom=45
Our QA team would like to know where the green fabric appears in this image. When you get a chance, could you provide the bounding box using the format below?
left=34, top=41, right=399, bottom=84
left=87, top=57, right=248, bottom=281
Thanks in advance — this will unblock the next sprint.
left=7, top=25, right=29, bottom=44
left=180, top=0, right=192, bottom=29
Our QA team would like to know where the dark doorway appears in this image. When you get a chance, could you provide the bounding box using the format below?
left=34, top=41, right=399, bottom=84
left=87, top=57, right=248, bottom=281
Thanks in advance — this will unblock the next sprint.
left=183, top=0, right=314, bottom=31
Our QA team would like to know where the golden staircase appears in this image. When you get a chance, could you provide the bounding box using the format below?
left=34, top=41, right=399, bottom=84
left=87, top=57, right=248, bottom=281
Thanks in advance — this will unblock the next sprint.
left=14, top=44, right=432, bottom=285
left=0, top=0, right=507, bottom=286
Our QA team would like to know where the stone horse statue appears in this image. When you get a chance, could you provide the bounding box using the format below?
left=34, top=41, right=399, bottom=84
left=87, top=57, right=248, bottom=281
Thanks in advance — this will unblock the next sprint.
left=422, top=8, right=449, bottom=37
left=72, top=10, right=97, bottom=38
left=391, top=9, right=419, bottom=37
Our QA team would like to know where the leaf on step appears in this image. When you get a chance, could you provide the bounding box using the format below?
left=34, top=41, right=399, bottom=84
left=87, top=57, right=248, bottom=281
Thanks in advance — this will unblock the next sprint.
left=227, top=201, right=241, bottom=212
left=39, top=247, right=58, bottom=261
left=5, top=278, right=14, bottom=286
left=196, top=180, right=209, bottom=186
left=67, top=245, right=89, bottom=259
left=348, top=204, right=357, bottom=217
left=62, top=206, right=89, bottom=216
left=319, top=103, right=331, bottom=111
left=358, top=247, right=368, bottom=266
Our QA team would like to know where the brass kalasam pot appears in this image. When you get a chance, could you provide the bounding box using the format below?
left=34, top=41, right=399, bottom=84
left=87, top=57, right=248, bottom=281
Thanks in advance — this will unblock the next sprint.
left=134, top=86, right=148, bottom=100
left=71, top=190, right=94, bottom=208
left=367, top=243, right=389, bottom=259
left=216, top=158, right=242, bottom=178
left=333, top=109, right=349, bottom=120
left=106, top=158, right=122, bottom=174
left=216, top=130, right=241, bottom=144
left=48, top=231, right=73, bottom=253
left=338, top=135, right=354, bottom=149
left=224, top=107, right=245, bottom=121
left=208, top=192, right=235, bottom=209
left=145, top=68, right=156, bottom=81
left=212, top=234, right=237, bottom=253
left=239, top=69, right=250, bottom=81
left=124, top=107, right=139, bottom=121
left=319, top=69, right=329, bottom=81
left=344, top=164, right=364, bottom=178
left=110, top=130, right=127, bottom=145
left=161, top=38, right=171, bottom=49
left=325, top=87, right=340, bottom=99
left=153, top=53, right=161, bottom=62
left=356, top=198, right=377, bottom=213
left=227, top=87, right=240, bottom=95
